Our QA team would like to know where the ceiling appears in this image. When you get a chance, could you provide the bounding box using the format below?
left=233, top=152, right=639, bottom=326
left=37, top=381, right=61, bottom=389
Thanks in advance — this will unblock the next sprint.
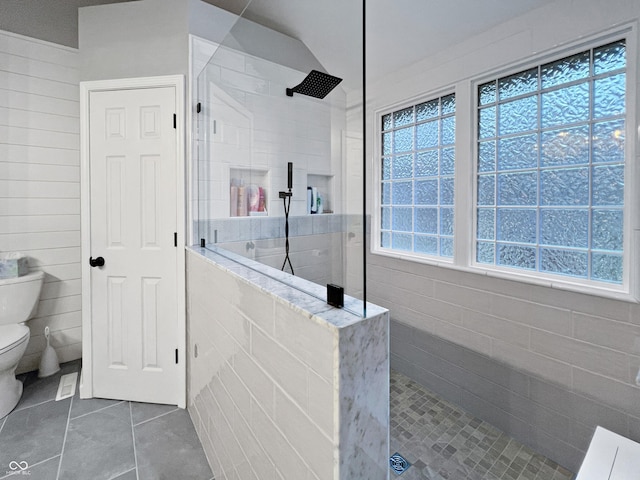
left=203, top=0, right=558, bottom=90
left=2, top=0, right=558, bottom=89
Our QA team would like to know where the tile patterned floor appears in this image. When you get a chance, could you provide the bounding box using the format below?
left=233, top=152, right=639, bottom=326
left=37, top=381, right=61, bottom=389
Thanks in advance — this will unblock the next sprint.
left=0, top=361, right=213, bottom=480
left=389, top=371, right=575, bottom=480
left=1, top=362, right=577, bottom=480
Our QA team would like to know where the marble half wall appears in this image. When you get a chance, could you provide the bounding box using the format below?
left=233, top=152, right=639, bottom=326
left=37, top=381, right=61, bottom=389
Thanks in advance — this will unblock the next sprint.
left=186, top=247, right=389, bottom=480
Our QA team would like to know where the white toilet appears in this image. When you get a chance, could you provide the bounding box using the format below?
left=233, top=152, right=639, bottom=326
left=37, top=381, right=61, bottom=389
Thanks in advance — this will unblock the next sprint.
left=0, top=270, right=44, bottom=418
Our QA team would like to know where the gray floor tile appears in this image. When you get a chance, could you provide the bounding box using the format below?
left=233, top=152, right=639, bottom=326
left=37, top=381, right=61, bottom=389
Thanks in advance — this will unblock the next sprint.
left=111, top=468, right=138, bottom=480
left=131, top=402, right=178, bottom=426
left=15, top=374, right=62, bottom=411
left=5, top=364, right=214, bottom=480
left=0, top=398, right=71, bottom=470
left=16, top=362, right=80, bottom=412
left=389, top=370, right=574, bottom=480
left=1, top=455, right=61, bottom=480
left=390, top=467, right=424, bottom=479
left=58, top=402, right=135, bottom=480
left=70, top=394, right=124, bottom=421
left=69, top=369, right=124, bottom=421
left=135, top=409, right=213, bottom=480
left=5, top=363, right=578, bottom=480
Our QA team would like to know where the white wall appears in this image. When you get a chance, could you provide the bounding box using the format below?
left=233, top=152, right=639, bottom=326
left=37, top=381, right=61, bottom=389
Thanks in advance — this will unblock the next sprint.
left=0, top=30, right=82, bottom=373
left=78, top=0, right=190, bottom=81
left=0, top=0, right=133, bottom=49
left=364, top=0, right=640, bottom=452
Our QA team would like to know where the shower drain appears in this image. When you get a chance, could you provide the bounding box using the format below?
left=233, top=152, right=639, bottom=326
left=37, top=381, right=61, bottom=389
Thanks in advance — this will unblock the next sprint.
left=389, top=453, right=411, bottom=475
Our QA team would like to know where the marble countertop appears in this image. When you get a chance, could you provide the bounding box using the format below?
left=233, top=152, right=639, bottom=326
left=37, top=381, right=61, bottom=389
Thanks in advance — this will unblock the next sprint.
left=187, top=245, right=387, bottom=329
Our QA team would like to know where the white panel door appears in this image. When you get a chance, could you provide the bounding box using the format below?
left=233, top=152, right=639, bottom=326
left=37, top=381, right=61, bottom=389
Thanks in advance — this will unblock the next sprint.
left=89, top=87, right=178, bottom=404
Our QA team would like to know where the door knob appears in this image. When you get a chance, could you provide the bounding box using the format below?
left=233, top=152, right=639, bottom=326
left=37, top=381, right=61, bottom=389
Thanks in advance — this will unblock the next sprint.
left=89, top=256, right=105, bottom=267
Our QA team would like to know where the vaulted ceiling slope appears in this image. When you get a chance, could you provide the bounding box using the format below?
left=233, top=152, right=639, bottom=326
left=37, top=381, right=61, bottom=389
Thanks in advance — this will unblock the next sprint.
left=203, top=0, right=558, bottom=90
left=1, top=0, right=557, bottom=90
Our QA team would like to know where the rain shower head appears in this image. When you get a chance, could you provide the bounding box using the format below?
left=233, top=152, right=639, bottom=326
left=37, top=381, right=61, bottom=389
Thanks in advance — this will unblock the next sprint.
left=286, top=70, right=343, bottom=99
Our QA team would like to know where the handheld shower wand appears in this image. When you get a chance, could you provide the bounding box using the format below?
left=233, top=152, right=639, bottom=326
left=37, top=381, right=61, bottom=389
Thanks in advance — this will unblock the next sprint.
left=280, top=162, right=294, bottom=275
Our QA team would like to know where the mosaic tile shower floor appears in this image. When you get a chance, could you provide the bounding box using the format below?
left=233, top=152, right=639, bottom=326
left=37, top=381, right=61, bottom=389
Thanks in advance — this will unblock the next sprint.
left=389, top=371, right=575, bottom=480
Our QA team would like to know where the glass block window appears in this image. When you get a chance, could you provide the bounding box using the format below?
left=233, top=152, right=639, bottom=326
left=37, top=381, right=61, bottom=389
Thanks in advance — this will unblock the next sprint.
left=476, top=40, right=626, bottom=284
left=381, top=94, right=455, bottom=257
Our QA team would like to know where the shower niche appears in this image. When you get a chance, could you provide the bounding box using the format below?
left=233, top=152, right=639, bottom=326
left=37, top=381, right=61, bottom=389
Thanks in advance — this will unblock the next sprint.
left=228, top=167, right=269, bottom=217
left=306, top=173, right=334, bottom=214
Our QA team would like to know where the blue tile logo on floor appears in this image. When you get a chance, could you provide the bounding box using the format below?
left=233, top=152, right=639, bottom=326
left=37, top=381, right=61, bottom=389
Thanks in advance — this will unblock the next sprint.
left=7, top=460, right=30, bottom=476
left=389, top=453, right=411, bottom=475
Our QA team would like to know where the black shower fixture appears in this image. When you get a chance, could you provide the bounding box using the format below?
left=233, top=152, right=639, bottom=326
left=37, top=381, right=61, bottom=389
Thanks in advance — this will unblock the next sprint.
left=286, top=70, right=343, bottom=99
left=280, top=162, right=294, bottom=275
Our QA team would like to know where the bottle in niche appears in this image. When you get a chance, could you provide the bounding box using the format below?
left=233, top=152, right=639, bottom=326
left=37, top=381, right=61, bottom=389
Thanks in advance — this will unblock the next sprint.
left=249, top=186, right=267, bottom=216
left=237, top=179, right=247, bottom=216
left=248, top=184, right=260, bottom=212
left=310, top=187, right=318, bottom=213
left=259, top=187, right=266, bottom=213
left=230, top=179, right=238, bottom=217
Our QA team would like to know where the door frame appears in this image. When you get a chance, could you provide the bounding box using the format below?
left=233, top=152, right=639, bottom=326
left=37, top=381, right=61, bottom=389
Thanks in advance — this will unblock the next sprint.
left=79, top=75, right=186, bottom=407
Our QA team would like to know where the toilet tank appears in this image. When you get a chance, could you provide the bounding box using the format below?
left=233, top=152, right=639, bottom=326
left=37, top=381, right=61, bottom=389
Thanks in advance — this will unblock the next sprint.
left=0, top=270, right=45, bottom=326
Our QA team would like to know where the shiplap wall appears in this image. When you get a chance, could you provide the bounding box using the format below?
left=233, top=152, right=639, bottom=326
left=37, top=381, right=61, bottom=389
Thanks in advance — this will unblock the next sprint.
left=0, top=30, right=81, bottom=373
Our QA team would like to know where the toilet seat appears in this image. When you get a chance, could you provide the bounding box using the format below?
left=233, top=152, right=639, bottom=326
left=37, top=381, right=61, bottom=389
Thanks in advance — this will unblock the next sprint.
left=0, top=324, right=30, bottom=355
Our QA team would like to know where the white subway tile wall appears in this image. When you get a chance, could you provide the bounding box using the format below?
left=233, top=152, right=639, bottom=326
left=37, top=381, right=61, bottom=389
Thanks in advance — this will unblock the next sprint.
left=186, top=250, right=389, bottom=480
left=198, top=46, right=343, bottom=221
left=0, top=30, right=81, bottom=373
left=375, top=247, right=640, bottom=468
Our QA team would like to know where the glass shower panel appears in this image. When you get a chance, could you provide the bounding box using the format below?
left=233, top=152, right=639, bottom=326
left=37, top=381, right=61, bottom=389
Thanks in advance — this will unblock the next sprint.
left=194, top=0, right=365, bottom=316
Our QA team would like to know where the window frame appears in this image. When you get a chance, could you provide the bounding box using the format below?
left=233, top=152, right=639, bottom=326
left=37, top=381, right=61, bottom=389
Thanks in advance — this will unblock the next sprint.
left=378, top=93, right=457, bottom=258
left=473, top=39, right=628, bottom=287
left=371, top=26, right=639, bottom=302
left=373, top=89, right=458, bottom=266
